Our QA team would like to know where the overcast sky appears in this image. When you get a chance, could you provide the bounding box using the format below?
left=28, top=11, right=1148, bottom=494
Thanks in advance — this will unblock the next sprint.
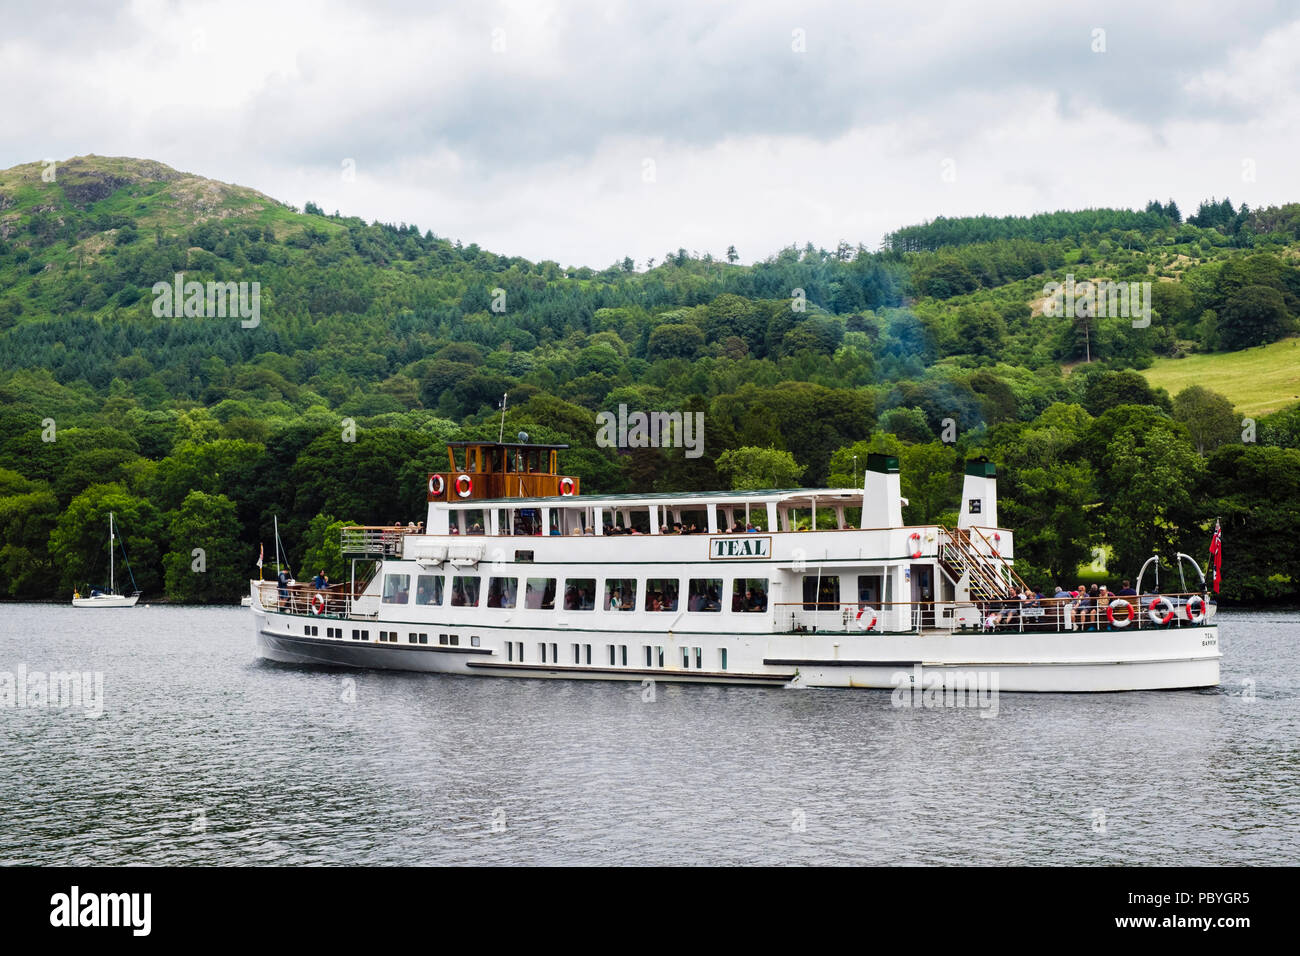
left=3, top=0, right=1298, bottom=267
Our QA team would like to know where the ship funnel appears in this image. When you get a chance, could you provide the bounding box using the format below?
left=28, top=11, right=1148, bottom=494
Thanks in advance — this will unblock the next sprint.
left=861, top=453, right=902, bottom=529
left=958, top=457, right=997, bottom=529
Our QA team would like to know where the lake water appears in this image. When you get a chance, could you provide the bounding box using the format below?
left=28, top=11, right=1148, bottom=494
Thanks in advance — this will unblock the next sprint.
left=0, top=604, right=1296, bottom=865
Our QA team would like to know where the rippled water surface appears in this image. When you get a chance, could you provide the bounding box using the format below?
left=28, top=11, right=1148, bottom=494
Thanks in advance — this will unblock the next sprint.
left=1, top=604, right=1297, bottom=865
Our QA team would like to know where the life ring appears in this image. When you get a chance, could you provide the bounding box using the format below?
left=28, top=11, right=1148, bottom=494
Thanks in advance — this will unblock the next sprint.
left=992, top=532, right=1002, bottom=558
left=429, top=474, right=446, bottom=496
left=559, top=476, right=575, bottom=496
left=1106, top=598, right=1133, bottom=628
left=455, top=474, right=473, bottom=498
left=1147, top=596, right=1175, bottom=626
left=310, top=593, right=325, bottom=616
left=908, top=532, right=922, bottom=559
left=855, top=605, right=877, bottom=630
left=1186, top=595, right=1207, bottom=623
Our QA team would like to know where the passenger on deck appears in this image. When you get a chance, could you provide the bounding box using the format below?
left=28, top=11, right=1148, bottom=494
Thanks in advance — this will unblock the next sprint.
left=312, top=570, right=329, bottom=590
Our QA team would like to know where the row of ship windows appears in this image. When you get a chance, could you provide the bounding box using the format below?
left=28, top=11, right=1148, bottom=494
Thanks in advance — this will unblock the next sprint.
left=381, top=573, right=770, bottom=613
left=506, top=641, right=728, bottom=671
left=298, top=625, right=728, bottom=670
left=301, top=624, right=481, bottom=647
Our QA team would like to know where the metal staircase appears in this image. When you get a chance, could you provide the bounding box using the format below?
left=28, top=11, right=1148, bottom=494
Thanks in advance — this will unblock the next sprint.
left=937, top=525, right=1030, bottom=602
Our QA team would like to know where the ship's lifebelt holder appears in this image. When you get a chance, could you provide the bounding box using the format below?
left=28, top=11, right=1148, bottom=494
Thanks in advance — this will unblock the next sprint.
left=559, top=477, right=575, bottom=496
left=855, top=605, right=877, bottom=630
left=1148, top=596, right=1175, bottom=626
left=310, top=593, right=325, bottom=616
left=455, top=474, right=473, bottom=498
left=429, top=474, right=446, bottom=496
left=1106, top=598, right=1133, bottom=628
left=1186, top=595, right=1208, bottom=623
left=908, top=532, right=922, bottom=559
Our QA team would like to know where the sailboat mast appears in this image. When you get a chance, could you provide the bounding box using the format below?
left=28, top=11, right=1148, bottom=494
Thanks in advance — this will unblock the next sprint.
left=109, top=512, right=115, bottom=593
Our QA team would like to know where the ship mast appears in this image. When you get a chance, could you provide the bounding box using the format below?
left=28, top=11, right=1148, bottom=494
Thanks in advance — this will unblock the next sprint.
left=109, top=512, right=115, bottom=594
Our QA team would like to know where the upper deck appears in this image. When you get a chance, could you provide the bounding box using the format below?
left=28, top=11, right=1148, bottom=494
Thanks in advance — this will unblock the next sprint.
left=429, top=440, right=580, bottom=501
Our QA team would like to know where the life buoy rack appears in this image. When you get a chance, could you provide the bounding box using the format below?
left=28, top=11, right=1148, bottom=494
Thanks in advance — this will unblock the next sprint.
left=429, top=474, right=446, bottom=497
left=455, top=474, right=473, bottom=498
left=908, top=532, right=922, bottom=559
left=855, top=605, right=877, bottom=630
left=559, top=476, right=575, bottom=496
left=1106, top=598, right=1133, bottom=628
left=1148, top=596, right=1175, bottom=626
left=310, top=593, right=325, bottom=616
left=1186, top=595, right=1208, bottom=623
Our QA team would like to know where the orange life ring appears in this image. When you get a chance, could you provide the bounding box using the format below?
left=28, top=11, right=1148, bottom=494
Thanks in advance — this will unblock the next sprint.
left=1148, top=596, right=1175, bottom=626
left=455, top=474, right=473, bottom=498
left=908, top=532, right=922, bottom=559
left=429, top=474, right=446, bottom=496
left=310, top=593, right=325, bottom=616
left=1186, top=595, right=1207, bottom=623
left=1106, top=598, right=1133, bottom=628
left=559, top=476, right=575, bottom=496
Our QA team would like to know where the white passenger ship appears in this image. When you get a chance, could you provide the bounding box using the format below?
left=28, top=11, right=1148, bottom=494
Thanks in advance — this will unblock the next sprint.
left=250, top=442, right=1220, bottom=692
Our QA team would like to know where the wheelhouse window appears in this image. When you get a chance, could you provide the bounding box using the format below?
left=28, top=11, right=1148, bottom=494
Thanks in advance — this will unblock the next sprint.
left=563, top=578, right=596, bottom=610
left=604, top=578, right=637, bottom=611
left=645, top=578, right=680, bottom=612
left=687, top=579, right=722, bottom=611
left=382, top=573, right=410, bottom=604
left=732, top=578, right=769, bottom=612
left=856, top=574, right=882, bottom=605
left=450, top=576, right=480, bottom=607
left=487, top=577, right=518, bottom=608
left=415, top=574, right=443, bottom=606
left=802, top=575, right=839, bottom=611
left=524, top=577, right=556, bottom=609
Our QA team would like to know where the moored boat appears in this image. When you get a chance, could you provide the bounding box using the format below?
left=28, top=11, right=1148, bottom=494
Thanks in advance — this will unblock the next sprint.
left=250, top=443, right=1220, bottom=692
left=72, top=512, right=141, bottom=608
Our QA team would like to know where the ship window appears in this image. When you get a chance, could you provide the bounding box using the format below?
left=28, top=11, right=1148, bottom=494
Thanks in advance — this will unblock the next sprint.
left=449, top=634, right=459, bottom=646
left=439, top=633, right=448, bottom=645
left=487, top=577, right=517, bottom=609
left=802, top=575, right=839, bottom=611
left=408, top=633, right=417, bottom=644
left=645, top=578, right=680, bottom=612
left=695, top=647, right=702, bottom=669
left=732, top=578, right=770, bottom=612
left=507, top=642, right=514, bottom=661
left=720, top=648, right=728, bottom=670
left=608, top=644, right=616, bottom=666
left=683, top=647, right=690, bottom=668
left=471, top=635, right=480, bottom=647
left=572, top=643, right=581, bottom=664
left=621, top=645, right=628, bottom=666
left=856, top=575, right=882, bottom=605
left=550, top=642, right=557, bottom=661
left=382, top=573, right=410, bottom=604
left=585, top=644, right=592, bottom=665
left=540, top=643, right=547, bottom=663
left=525, top=577, right=556, bottom=609
left=514, top=550, right=534, bottom=563
left=644, top=646, right=652, bottom=667
left=450, top=576, right=480, bottom=607
left=687, top=578, right=722, bottom=612
left=656, top=646, right=665, bottom=667
left=416, top=574, right=443, bottom=606
left=563, top=578, right=596, bottom=610
left=604, top=578, right=637, bottom=611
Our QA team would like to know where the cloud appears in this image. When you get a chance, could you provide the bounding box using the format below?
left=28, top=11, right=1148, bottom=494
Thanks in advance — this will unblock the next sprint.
left=1, top=0, right=1298, bottom=266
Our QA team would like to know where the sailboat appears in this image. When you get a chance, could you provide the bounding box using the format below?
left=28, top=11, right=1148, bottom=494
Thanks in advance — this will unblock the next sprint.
left=71, top=512, right=141, bottom=608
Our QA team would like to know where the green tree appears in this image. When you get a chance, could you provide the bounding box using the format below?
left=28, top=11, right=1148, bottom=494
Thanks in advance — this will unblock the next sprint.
left=715, top=446, right=805, bottom=490
left=48, top=483, right=164, bottom=595
left=1217, top=284, right=1290, bottom=350
left=163, top=491, right=246, bottom=603
left=1171, top=386, right=1239, bottom=456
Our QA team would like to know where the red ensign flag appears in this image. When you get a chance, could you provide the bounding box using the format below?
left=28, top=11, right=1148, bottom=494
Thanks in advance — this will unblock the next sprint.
left=1208, top=520, right=1222, bottom=595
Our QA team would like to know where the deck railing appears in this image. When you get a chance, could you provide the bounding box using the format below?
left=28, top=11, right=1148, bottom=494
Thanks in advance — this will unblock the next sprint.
left=775, top=592, right=1215, bottom=633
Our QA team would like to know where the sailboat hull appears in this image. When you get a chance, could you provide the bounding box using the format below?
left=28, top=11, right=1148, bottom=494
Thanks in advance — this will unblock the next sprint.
left=72, top=594, right=140, bottom=608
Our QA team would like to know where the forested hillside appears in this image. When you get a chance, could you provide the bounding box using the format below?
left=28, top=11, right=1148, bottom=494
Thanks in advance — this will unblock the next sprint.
left=2, top=155, right=1300, bottom=603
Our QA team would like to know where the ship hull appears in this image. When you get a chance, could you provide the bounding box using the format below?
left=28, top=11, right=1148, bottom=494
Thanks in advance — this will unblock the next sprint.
left=252, top=605, right=1220, bottom=692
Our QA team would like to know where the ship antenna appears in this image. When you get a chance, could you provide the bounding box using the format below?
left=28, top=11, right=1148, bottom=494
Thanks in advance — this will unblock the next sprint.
left=498, top=392, right=508, bottom=443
